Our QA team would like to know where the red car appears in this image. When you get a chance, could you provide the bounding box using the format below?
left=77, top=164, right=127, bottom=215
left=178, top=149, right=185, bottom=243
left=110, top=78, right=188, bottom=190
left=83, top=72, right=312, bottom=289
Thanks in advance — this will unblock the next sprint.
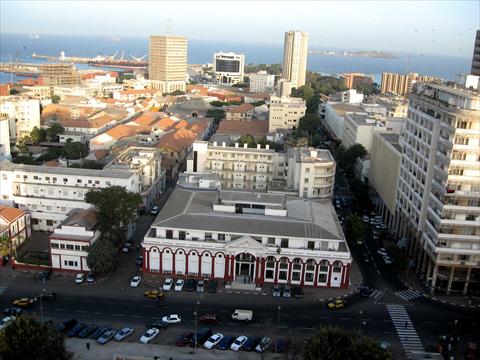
left=198, top=313, right=219, bottom=325
left=175, top=331, right=194, bottom=346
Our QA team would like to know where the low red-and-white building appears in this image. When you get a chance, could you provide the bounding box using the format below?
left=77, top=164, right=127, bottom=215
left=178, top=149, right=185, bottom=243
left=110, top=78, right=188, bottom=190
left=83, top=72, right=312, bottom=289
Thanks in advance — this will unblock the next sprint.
left=142, top=188, right=352, bottom=288
left=0, top=206, right=31, bottom=251
left=49, top=208, right=99, bottom=272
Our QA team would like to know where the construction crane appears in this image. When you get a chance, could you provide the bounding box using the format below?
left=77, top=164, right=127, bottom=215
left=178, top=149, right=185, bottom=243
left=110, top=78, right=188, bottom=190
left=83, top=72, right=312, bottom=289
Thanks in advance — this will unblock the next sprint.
left=119, top=50, right=125, bottom=61
left=130, top=54, right=147, bottom=62
left=109, top=51, right=119, bottom=61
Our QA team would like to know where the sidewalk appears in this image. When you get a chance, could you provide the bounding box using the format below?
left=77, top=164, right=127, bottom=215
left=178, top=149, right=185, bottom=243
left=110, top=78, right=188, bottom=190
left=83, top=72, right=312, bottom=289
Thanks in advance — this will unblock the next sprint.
left=66, top=338, right=287, bottom=360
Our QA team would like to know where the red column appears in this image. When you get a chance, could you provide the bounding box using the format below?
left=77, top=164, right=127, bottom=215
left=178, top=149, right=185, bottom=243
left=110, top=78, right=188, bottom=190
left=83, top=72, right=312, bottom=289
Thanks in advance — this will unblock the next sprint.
left=172, top=252, right=176, bottom=275
left=224, top=255, right=230, bottom=281
left=274, top=260, right=279, bottom=285
left=254, top=258, right=260, bottom=283
left=211, top=255, right=215, bottom=279
left=300, top=262, right=306, bottom=286
left=198, top=254, right=203, bottom=277
left=342, top=264, right=351, bottom=289
left=185, top=253, right=189, bottom=276
left=260, top=258, right=266, bottom=285
left=142, top=248, right=148, bottom=273
left=326, top=263, right=332, bottom=287
left=287, top=261, right=292, bottom=284
left=313, top=263, right=319, bottom=287
left=230, top=256, right=235, bottom=281
left=159, top=250, right=162, bottom=274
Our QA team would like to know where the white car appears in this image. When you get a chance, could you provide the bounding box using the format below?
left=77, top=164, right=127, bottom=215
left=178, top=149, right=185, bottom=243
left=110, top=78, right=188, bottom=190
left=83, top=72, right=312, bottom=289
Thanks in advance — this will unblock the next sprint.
left=130, top=276, right=142, bottom=287
left=150, top=206, right=160, bottom=216
left=174, top=279, right=184, bottom=291
left=162, top=278, right=173, bottom=291
left=231, top=335, right=248, bottom=351
left=75, top=273, right=84, bottom=284
left=0, top=316, right=15, bottom=330
left=362, top=216, right=370, bottom=223
left=204, top=333, right=224, bottom=349
left=377, top=248, right=388, bottom=256
left=114, top=327, right=134, bottom=341
left=139, top=328, right=160, bottom=344
left=383, top=256, right=392, bottom=265
left=161, top=314, right=181, bottom=324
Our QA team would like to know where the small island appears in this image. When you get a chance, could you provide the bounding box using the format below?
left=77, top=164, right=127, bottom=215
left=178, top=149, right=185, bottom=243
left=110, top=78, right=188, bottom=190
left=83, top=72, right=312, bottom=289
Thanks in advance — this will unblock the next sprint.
left=308, top=50, right=396, bottom=59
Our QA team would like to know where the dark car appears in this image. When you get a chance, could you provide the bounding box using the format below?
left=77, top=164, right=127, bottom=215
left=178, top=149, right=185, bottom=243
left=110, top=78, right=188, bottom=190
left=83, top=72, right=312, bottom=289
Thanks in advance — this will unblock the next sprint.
left=36, top=270, right=51, bottom=281
left=97, top=329, right=116, bottom=344
left=292, top=286, right=303, bottom=299
left=147, top=319, right=168, bottom=330
left=67, top=323, right=87, bottom=337
left=3, top=307, right=23, bottom=316
left=175, top=331, right=194, bottom=347
left=207, top=280, right=217, bottom=293
left=90, top=326, right=110, bottom=340
left=36, top=291, right=56, bottom=301
left=198, top=313, right=219, bottom=325
left=185, top=278, right=196, bottom=292
left=78, top=324, right=98, bottom=338
left=255, top=337, right=272, bottom=353
left=275, top=339, right=287, bottom=353
left=135, top=256, right=143, bottom=266
left=243, top=336, right=261, bottom=351
left=217, top=335, right=234, bottom=350
left=58, top=318, right=77, bottom=333
left=359, top=287, right=373, bottom=297
left=191, top=328, right=212, bottom=347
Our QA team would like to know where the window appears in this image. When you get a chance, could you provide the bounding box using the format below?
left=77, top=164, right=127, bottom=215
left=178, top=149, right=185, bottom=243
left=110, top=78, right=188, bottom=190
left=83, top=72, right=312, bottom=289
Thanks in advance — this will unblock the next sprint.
left=280, top=238, right=289, bottom=248
left=267, top=237, right=276, bottom=246
left=74, top=245, right=80, bottom=250
left=46, top=220, right=53, bottom=226
left=218, top=233, right=225, bottom=241
left=179, top=231, right=186, bottom=240
left=32, top=219, right=39, bottom=225
left=60, top=244, right=65, bottom=249
left=81, top=245, right=89, bottom=251
left=307, top=241, right=315, bottom=250
left=166, top=230, right=173, bottom=239
left=51, top=243, right=59, bottom=249
left=95, top=180, right=100, bottom=185
left=318, top=273, right=327, bottom=283
left=45, top=177, right=50, bottom=181
left=77, top=179, right=82, bottom=183
left=66, top=244, right=74, bottom=250
left=205, top=233, right=212, bottom=240
left=304, top=178, right=309, bottom=183
left=63, top=178, right=68, bottom=182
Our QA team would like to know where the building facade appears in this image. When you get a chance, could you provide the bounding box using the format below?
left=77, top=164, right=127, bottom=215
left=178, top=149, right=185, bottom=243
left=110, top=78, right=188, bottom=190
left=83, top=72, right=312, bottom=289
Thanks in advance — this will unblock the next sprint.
left=282, top=31, right=308, bottom=90
left=472, top=30, right=480, bottom=76
left=342, top=113, right=387, bottom=152
left=0, top=206, right=31, bottom=253
left=39, top=63, right=79, bottom=95
left=268, top=96, right=306, bottom=132
left=0, top=98, right=41, bottom=141
left=249, top=71, right=275, bottom=93
left=340, top=73, right=373, bottom=90
left=213, top=52, right=245, bottom=85
left=381, top=73, right=412, bottom=96
left=0, top=118, right=10, bottom=161
left=142, top=189, right=351, bottom=288
left=149, top=35, right=188, bottom=93
left=396, top=83, right=480, bottom=295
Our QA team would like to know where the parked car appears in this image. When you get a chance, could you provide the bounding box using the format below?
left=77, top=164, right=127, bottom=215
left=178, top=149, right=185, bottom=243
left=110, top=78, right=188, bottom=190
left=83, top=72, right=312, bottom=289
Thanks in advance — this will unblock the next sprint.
left=3, top=307, right=23, bottom=316
left=12, top=297, right=36, bottom=308
left=207, top=280, right=217, bottom=293
left=255, top=337, right=272, bottom=353
left=58, top=318, right=77, bottom=333
left=130, top=276, right=142, bottom=287
left=36, top=291, right=56, bottom=301
left=146, top=319, right=168, bottom=330
left=243, top=336, right=261, bottom=351
left=192, top=328, right=212, bottom=347
left=162, top=278, right=173, bottom=291
left=231, top=309, right=253, bottom=321
left=144, top=290, right=163, bottom=300
left=139, top=328, right=160, bottom=344
left=272, top=285, right=281, bottom=297
left=275, top=339, right=287, bottom=353
left=362, top=253, right=370, bottom=263
left=86, top=273, right=95, bottom=283
left=115, top=327, right=134, bottom=341
left=292, top=286, right=303, bottom=299
left=78, top=324, right=98, bottom=338
left=90, top=326, right=110, bottom=340
left=97, top=329, right=116, bottom=344
left=185, top=278, right=196, bottom=292
left=0, top=316, right=15, bottom=330
left=174, top=279, right=184, bottom=291
left=67, top=323, right=88, bottom=337
left=383, top=256, right=392, bottom=265
left=75, top=273, right=84, bottom=284
left=198, top=313, right=219, bottom=325
left=283, top=286, right=291, bottom=298
left=359, top=287, right=373, bottom=297
left=362, top=215, right=370, bottom=223
left=217, top=335, right=234, bottom=350
left=135, top=256, right=143, bottom=266
left=378, top=341, right=391, bottom=351
left=175, top=331, right=194, bottom=347
left=161, top=314, right=181, bottom=324
left=204, top=333, right=224, bottom=349
left=196, top=280, right=206, bottom=293
left=377, top=248, right=388, bottom=256
left=327, top=299, right=346, bottom=310
left=230, top=335, right=248, bottom=351
left=150, top=206, right=160, bottom=216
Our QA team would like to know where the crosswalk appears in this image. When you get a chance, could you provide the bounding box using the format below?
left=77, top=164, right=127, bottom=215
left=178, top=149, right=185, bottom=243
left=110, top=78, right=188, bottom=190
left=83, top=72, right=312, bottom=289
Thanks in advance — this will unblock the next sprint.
left=0, top=286, right=8, bottom=295
left=387, top=304, right=425, bottom=358
left=395, top=289, right=422, bottom=301
left=370, top=289, right=385, bottom=301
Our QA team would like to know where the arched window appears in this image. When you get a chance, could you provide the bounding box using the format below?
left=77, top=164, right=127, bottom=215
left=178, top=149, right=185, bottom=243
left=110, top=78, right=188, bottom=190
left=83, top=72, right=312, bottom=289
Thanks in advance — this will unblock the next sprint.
left=332, top=261, right=342, bottom=273
left=318, top=260, right=329, bottom=284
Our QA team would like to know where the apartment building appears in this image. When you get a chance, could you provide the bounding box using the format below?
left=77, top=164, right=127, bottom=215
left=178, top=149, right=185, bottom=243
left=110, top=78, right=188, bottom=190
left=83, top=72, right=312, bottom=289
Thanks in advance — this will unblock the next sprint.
left=381, top=72, right=443, bottom=96
left=149, top=35, right=188, bottom=93
left=339, top=73, right=373, bottom=90
left=213, top=52, right=245, bottom=85
left=323, top=102, right=365, bottom=141
left=339, top=89, right=364, bottom=104
left=0, top=147, right=166, bottom=231
left=0, top=98, right=41, bottom=141
left=396, top=83, right=480, bottom=295
left=268, top=96, right=306, bottom=132
left=142, top=188, right=351, bottom=288
left=472, top=30, right=480, bottom=76
left=282, top=31, right=308, bottom=89
left=249, top=71, right=275, bottom=93
left=342, top=113, right=387, bottom=152
left=39, top=63, right=79, bottom=95
left=53, top=84, right=96, bottom=98
left=0, top=118, right=10, bottom=161
left=23, top=85, right=51, bottom=100
left=0, top=206, right=31, bottom=253
left=225, top=103, right=255, bottom=121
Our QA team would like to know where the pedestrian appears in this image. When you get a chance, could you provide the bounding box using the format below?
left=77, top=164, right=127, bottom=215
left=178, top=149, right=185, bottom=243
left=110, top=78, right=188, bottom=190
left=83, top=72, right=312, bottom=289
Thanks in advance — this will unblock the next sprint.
left=86, top=342, right=90, bottom=350
left=404, top=321, right=408, bottom=329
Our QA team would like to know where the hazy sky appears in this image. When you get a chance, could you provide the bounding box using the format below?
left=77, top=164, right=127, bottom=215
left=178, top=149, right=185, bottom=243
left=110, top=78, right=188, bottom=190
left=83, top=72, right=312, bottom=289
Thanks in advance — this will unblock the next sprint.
left=1, top=0, right=478, bottom=56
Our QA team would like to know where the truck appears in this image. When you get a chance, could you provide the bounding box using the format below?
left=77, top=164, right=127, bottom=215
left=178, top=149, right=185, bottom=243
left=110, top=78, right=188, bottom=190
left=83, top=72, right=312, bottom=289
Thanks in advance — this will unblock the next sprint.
left=231, top=309, right=253, bottom=322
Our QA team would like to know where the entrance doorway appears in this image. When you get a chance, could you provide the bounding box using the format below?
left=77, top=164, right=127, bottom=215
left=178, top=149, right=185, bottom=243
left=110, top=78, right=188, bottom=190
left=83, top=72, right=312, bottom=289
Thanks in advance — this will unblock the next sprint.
left=234, top=253, right=255, bottom=282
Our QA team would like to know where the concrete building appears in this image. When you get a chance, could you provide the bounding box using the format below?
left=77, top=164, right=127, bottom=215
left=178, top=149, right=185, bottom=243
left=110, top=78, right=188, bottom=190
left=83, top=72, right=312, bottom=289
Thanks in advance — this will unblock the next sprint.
left=282, top=31, right=308, bottom=90
left=323, top=102, right=365, bottom=141
left=49, top=208, right=99, bottom=272
left=249, top=71, right=275, bottom=93
left=278, top=79, right=292, bottom=97
left=471, top=30, right=480, bottom=76
left=142, top=188, right=351, bottom=288
left=53, top=84, right=96, bottom=98
left=396, top=83, right=480, bottom=295
left=0, top=206, right=31, bottom=254
left=225, top=103, right=255, bottom=121
left=342, top=113, right=387, bottom=152
left=381, top=72, right=443, bottom=96
left=339, top=73, right=373, bottom=90
left=39, top=63, right=79, bottom=95
left=213, top=52, right=245, bottom=85
left=0, top=98, right=41, bottom=141
left=23, top=85, right=51, bottom=100
left=0, top=118, right=11, bottom=161
left=268, top=96, right=306, bottom=132
left=339, top=89, right=364, bottom=104
left=149, top=35, right=188, bottom=93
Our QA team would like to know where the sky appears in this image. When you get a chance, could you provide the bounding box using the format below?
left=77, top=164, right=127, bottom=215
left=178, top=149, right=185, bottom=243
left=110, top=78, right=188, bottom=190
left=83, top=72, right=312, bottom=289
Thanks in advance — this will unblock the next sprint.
left=1, top=0, right=478, bottom=57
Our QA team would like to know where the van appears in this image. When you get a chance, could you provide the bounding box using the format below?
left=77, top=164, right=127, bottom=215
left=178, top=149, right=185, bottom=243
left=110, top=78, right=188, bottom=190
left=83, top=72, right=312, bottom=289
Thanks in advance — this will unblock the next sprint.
left=231, top=309, right=253, bottom=321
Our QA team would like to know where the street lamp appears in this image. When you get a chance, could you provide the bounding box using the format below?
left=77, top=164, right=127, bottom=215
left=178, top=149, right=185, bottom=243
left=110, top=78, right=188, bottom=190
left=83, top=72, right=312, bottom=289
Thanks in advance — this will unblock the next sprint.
left=194, top=300, right=200, bottom=353
left=359, top=310, right=363, bottom=332
left=277, top=305, right=281, bottom=328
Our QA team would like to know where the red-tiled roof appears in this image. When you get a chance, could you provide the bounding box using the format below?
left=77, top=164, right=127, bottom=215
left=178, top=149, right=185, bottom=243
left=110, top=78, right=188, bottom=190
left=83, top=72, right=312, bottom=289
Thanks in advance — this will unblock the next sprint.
left=0, top=206, right=25, bottom=224
left=157, top=128, right=197, bottom=153
left=217, top=120, right=269, bottom=137
left=226, top=103, right=254, bottom=113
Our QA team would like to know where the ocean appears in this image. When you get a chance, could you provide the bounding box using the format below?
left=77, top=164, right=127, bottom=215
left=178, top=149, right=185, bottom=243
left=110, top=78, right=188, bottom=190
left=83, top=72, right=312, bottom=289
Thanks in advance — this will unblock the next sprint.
left=0, top=33, right=472, bottom=84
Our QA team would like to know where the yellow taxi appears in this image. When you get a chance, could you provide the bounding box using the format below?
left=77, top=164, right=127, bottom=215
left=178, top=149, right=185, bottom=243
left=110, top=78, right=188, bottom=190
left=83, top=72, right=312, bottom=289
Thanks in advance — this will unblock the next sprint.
left=144, top=290, right=164, bottom=300
left=326, top=299, right=346, bottom=310
left=12, top=297, right=35, bottom=308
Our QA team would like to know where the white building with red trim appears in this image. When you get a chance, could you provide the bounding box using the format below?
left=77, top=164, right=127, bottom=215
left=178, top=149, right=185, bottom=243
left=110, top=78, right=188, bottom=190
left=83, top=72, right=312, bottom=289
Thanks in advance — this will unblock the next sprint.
left=49, top=208, right=99, bottom=272
left=142, top=188, right=351, bottom=288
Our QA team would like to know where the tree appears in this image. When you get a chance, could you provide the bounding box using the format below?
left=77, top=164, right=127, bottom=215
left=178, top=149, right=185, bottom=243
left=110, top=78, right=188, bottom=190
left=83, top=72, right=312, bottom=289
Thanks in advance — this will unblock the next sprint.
left=345, top=214, right=365, bottom=247
left=51, top=95, right=60, bottom=104
left=388, top=244, right=409, bottom=274
left=339, top=143, right=367, bottom=178
left=36, top=147, right=62, bottom=163
left=9, top=89, right=20, bottom=95
left=350, top=178, right=373, bottom=211
left=298, top=114, right=321, bottom=146
left=85, top=186, right=142, bottom=246
left=68, top=160, right=103, bottom=170
left=304, top=326, right=391, bottom=360
left=46, top=123, right=65, bottom=142
left=86, top=238, right=117, bottom=275
left=0, top=315, right=72, bottom=360
left=29, top=127, right=47, bottom=145
left=209, top=100, right=226, bottom=107
left=237, top=134, right=257, bottom=148
left=206, top=109, right=225, bottom=125
left=62, top=139, right=88, bottom=161
left=0, top=235, right=11, bottom=257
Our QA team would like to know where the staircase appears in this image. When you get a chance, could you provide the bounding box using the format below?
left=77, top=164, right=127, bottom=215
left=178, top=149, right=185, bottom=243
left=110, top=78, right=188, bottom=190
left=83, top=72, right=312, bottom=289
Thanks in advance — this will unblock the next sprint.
left=228, top=275, right=260, bottom=291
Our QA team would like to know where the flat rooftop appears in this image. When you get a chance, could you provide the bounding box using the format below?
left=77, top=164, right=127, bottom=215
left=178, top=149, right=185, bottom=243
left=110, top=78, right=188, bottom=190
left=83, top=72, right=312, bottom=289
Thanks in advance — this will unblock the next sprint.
left=379, top=132, right=401, bottom=153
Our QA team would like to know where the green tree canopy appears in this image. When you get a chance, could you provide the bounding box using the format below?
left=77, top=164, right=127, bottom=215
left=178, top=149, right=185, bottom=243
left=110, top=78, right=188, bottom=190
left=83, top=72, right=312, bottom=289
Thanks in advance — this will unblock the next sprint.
left=298, top=114, right=321, bottom=146
left=29, top=127, right=47, bottom=145
left=345, top=214, right=365, bottom=247
left=339, top=143, right=367, bottom=178
left=0, top=315, right=72, bottom=360
left=85, top=186, right=142, bottom=245
left=9, top=89, right=20, bottom=95
left=51, top=95, right=60, bottom=104
left=46, top=123, right=65, bottom=142
left=0, top=235, right=11, bottom=257
left=86, top=238, right=117, bottom=275
left=62, top=139, right=88, bottom=160
left=304, top=326, right=391, bottom=360
left=206, top=109, right=225, bottom=125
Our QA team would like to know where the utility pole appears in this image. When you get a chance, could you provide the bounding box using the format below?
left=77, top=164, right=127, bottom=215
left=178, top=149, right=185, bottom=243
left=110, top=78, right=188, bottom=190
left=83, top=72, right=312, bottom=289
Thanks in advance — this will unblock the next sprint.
left=277, top=305, right=281, bottom=328
left=194, top=300, right=200, bottom=353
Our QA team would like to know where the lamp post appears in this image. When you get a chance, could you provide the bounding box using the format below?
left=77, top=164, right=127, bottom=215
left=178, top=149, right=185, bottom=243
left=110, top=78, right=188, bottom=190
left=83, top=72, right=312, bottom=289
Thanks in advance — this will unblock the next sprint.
left=359, top=310, right=363, bottom=332
left=194, top=300, right=200, bottom=353
left=277, top=305, right=281, bottom=328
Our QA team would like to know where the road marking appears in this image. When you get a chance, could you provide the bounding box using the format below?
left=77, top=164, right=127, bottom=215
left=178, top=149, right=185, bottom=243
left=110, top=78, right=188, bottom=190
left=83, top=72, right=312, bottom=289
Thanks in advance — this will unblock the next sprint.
left=130, top=315, right=142, bottom=318
left=75, top=310, right=87, bottom=313
left=103, top=301, right=114, bottom=304
left=395, top=289, right=422, bottom=302
left=250, top=324, right=261, bottom=327
left=339, top=317, right=351, bottom=320
left=226, top=322, right=238, bottom=326
left=387, top=304, right=424, bottom=359
left=376, top=269, right=381, bottom=275
left=55, top=308, right=67, bottom=311
left=299, top=327, right=313, bottom=330
left=93, top=312, right=106, bottom=315
left=112, top=313, right=125, bottom=317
